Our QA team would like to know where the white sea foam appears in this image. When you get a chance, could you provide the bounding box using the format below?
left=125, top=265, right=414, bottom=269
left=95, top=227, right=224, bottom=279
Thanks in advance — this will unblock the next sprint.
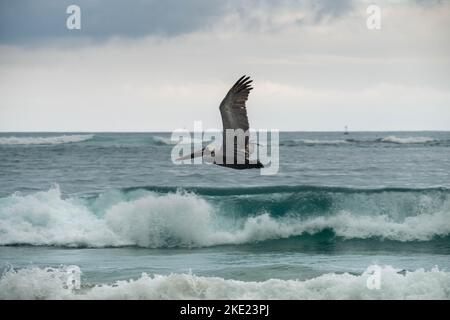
left=152, top=136, right=178, bottom=145
left=0, top=186, right=128, bottom=247
left=152, top=136, right=209, bottom=146
left=0, top=187, right=449, bottom=248
left=301, top=139, right=349, bottom=145
left=0, top=134, right=94, bottom=145
left=281, top=139, right=348, bottom=146
left=380, top=136, right=437, bottom=144
left=1, top=265, right=449, bottom=299
left=279, top=136, right=441, bottom=146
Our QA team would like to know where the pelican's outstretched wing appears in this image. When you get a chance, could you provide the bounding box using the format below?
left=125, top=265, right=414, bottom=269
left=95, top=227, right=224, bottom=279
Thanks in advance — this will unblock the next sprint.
left=219, top=76, right=253, bottom=156
left=219, top=75, right=253, bottom=133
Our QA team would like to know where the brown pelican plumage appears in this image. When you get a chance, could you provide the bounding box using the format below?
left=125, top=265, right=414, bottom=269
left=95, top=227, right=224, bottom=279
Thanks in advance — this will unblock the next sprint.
left=179, top=75, right=263, bottom=169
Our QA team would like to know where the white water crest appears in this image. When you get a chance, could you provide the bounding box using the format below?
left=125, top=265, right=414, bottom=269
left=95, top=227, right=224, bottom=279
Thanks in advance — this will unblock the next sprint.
left=280, top=139, right=348, bottom=146
left=300, top=139, right=349, bottom=145
left=380, top=136, right=437, bottom=144
left=0, top=186, right=449, bottom=248
left=152, top=135, right=209, bottom=146
left=0, top=134, right=94, bottom=145
left=1, top=265, right=449, bottom=299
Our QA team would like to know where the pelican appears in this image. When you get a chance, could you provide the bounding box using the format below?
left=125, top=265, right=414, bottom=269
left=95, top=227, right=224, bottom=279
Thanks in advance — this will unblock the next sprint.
left=178, top=75, right=263, bottom=169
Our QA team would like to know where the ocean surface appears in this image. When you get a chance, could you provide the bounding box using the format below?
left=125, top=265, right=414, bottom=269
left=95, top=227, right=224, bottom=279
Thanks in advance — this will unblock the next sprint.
left=1, top=131, right=450, bottom=299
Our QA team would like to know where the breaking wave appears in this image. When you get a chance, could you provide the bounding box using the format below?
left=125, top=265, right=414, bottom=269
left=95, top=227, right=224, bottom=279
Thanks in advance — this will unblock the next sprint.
left=0, top=185, right=449, bottom=248
left=1, top=265, right=449, bottom=299
left=152, top=136, right=210, bottom=146
left=280, top=136, right=444, bottom=146
left=0, top=134, right=94, bottom=145
left=152, top=135, right=446, bottom=147
left=281, top=139, right=348, bottom=146
left=378, top=136, right=438, bottom=144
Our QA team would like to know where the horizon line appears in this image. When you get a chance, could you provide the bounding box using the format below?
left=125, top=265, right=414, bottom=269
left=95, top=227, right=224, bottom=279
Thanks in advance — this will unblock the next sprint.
left=1, top=130, right=450, bottom=133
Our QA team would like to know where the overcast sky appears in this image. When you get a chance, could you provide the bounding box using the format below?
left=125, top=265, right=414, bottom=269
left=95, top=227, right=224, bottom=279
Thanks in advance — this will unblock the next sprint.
left=0, top=0, right=449, bottom=131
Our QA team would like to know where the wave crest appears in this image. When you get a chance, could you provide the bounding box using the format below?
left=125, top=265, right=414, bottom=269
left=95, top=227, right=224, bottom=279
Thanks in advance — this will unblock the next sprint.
left=0, top=186, right=127, bottom=247
left=281, top=139, right=348, bottom=146
left=379, top=136, right=437, bottom=144
left=280, top=136, right=443, bottom=146
left=152, top=136, right=209, bottom=146
left=0, top=134, right=94, bottom=145
left=1, top=186, right=450, bottom=248
left=1, top=265, right=449, bottom=299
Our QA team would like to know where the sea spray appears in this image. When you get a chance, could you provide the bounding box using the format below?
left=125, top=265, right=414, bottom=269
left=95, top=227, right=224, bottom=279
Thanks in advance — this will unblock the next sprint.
left=0, top=134, right=94, bottom=145
left=1, top=265, right=449, bottom=299
left=0, top=186, right=450, bottom=248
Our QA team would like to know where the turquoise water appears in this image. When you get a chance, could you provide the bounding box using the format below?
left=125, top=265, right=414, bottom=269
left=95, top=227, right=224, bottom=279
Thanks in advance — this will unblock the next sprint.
left=1, top=132, right=450, bottom=299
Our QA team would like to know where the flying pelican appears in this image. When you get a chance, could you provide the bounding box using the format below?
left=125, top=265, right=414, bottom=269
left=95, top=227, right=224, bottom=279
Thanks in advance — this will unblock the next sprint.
left=178, top=75, right=263, bottom=169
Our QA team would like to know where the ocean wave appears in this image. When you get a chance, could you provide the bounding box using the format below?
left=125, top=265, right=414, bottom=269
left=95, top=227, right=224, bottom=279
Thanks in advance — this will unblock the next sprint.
left=121, top=185, right=450, bottom=196
left=152, top=136, right=179, bottom=145
left=1, top=265, right=449, bottom=299
left=0, top=186, right=449, bottom=248
left=0, top=134, right=94, bottom=145
left=280, top=139, right=348, bottom=146
left=279, top=136, right=443, bottom=146
left=378, top=136, right=438, bottom=144
left=152, top=136, right=210, bottom=146
left=0, top=186, right=128, bottom=247
left=153, top=135, right=446, bottom=147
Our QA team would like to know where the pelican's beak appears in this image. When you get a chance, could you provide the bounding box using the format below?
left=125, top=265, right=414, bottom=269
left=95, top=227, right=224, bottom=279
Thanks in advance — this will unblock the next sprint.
left=176, top=148, right=204, bottom=161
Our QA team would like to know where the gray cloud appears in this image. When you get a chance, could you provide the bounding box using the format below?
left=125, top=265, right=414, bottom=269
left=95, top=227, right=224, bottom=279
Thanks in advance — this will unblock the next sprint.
left=1, top=0, right=449, bottom=131
left=0, top=0, right=357, bottom=44
left=312, top=0, right=353, bottom=22
left=414, top=0, right=447, bottom=7
left=0, top=0, right=227, bottom=44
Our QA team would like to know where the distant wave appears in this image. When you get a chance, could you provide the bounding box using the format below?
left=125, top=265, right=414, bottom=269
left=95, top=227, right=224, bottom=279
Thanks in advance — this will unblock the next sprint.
left=153, top=135, right=445, bottom=147
left=281, top=139, right=348, bottom=146
left=0, top=134, right=94, bottom=145
left=378, top=136, right=438, bottom=144
left=121, top=184, right=450, bottom=196
left=1, top=185, right=449, bottom=248
left=152, top=136, right=210, bottom=146
left=152, top=136, right=178, bottom=145
left=280, top=136, right=443, bottom=146
left=1, top=264, right=449, bottom=299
